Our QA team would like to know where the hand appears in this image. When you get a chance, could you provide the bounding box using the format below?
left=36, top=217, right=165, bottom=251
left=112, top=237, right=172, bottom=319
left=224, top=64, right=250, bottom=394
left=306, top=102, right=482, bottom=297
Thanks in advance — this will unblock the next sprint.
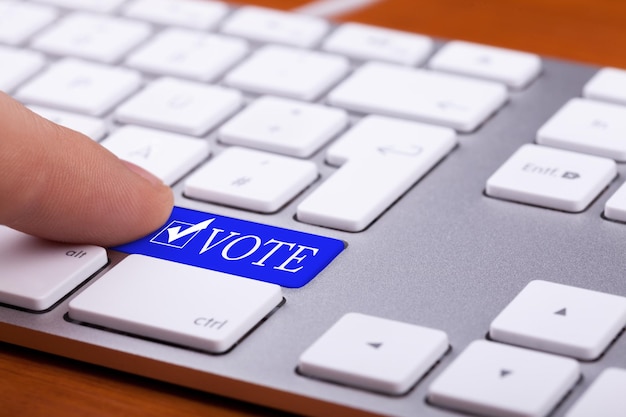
left=0, top=92, right=173, bottom=246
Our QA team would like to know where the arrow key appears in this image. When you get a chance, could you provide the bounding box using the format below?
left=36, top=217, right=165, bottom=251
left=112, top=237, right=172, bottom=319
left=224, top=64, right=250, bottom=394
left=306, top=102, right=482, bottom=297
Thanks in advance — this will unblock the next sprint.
left=298, top=312, right=448, bottom=395
left=490, top=280, right=626, bottom=360
left=428, top=340, right=579, bottom=417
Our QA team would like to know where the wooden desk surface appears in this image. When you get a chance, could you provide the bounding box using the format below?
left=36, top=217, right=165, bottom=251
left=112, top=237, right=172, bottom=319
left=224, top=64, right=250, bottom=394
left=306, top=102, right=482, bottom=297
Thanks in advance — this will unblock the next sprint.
left=2, top=1, right=626, bottom=416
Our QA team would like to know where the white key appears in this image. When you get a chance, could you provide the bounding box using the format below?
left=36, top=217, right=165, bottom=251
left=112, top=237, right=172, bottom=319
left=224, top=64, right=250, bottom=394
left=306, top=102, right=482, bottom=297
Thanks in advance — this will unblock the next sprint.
left=126, top=29, right=249, bottom=82
left=583, top=67, right=626, bottom=106
left=326, top=114, right=456, bottom=165
left=322, top=22, right=433, bottom=66
left=0, top=1, right=58, bottom=45
left=185, top=147, right=318, bottom=213
left=298, top=313, right=448, bottom=395
left=490, top=280, right=626, bottom=360
left=101, top=125, right=210, bottom=186
left=536, top=98, right=626, bottom=161
left=565, top=368, right=626, bottom=417
left=32, top=0, right=127, bottom=13
left=428, top=41, right=542, bottom=89
left=224, top=45, right=349, bottom=101
left=68, top=254, right=283, bottom=353
left=115, top=77, right=242, bottom=136
left=16, top=58, right=142, bottom=116
left=0, top=46, right=46, bottom=92
left=485, top=144, right=616, bottom=212
left=427, top=340, right=580, bottom=417
left=220, top=6, right=329, bottom=48
left=219, top=96, right=348, bottom=158
left=297, top=116, right=457, bottom=231
left=605, top=181, right=626, bottom=222
left=32, top=13, right=152, bottom=64
left=0, top=226, right=107, bottom=311
left=328, top=62, right=507, bottom=132
left=28, top=105, right=107, bottom=141
left=122, top=0, right=229, bottom=30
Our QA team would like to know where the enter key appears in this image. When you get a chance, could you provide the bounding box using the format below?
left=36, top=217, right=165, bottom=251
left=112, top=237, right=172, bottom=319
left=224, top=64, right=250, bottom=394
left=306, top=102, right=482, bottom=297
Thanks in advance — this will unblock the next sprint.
left=296, top=115, right=457, bottom=232
left=486, top=144, right=616, bottom=212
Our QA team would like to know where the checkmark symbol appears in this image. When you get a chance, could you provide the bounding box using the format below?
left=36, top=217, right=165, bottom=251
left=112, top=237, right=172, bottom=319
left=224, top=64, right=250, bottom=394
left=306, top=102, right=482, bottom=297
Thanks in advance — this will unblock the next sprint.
left=167, top=219, right=214, bottom=243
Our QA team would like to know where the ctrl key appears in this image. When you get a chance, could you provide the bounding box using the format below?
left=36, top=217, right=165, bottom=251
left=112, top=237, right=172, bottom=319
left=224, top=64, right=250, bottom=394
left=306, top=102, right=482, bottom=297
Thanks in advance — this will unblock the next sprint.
left=68, top=255, right=284, bottom=353
left=0, top=226, right=107, bottom=311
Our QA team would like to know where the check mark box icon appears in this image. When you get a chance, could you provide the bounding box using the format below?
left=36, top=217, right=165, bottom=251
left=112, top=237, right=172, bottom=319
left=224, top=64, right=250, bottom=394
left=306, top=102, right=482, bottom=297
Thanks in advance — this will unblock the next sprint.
left=149, top=219, right=213, bottom=249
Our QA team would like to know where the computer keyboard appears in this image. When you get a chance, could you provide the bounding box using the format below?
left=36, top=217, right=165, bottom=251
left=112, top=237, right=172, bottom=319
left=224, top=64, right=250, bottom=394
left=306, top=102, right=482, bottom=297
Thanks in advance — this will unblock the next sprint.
left=1, top=0, right=626, bottom=416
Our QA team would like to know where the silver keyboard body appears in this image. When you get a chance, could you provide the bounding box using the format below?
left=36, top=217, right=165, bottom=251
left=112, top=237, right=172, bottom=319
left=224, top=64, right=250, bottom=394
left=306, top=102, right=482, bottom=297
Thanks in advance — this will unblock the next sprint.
left=1, top=1, right=625, bottom=416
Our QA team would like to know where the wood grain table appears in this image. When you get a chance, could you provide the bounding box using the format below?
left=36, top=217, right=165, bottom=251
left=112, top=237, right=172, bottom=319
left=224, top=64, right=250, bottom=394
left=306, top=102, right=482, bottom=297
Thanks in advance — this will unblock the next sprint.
left=2, top=1, right=626, bottom=416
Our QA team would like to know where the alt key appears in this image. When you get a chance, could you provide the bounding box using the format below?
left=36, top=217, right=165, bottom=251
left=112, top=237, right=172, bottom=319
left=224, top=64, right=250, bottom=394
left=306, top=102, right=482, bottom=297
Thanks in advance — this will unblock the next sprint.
left=0, top=226, right=107, bottom=311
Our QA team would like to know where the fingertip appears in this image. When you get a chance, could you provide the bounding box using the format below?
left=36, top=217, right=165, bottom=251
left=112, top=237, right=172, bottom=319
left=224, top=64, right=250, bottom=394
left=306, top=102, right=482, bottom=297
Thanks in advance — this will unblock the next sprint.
left=121, top=159, right=166, bottom=188
left=0, top=94, right=175, bottom=246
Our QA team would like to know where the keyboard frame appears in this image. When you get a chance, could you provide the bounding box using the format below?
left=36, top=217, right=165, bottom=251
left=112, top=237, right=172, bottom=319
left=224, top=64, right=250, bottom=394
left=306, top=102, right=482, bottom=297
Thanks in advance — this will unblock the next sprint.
left=2, top=3, right=626, bottom=417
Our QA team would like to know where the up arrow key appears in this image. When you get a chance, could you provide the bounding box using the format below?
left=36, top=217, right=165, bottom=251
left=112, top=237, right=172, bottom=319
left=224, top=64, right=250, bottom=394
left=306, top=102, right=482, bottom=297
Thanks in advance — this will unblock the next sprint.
left=490, top=280, right=626, bottom=360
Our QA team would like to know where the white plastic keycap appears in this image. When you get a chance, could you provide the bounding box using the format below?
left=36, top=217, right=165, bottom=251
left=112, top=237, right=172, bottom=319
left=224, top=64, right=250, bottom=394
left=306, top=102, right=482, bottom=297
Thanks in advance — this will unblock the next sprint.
left=0, top=46, right=46, bottom=92
left=565, top=368, right=626, bottom=417
left=583, top=67, right=626, bottom=106
left=33, top=0, right=127, bottom=13
left=220, top=6, right=329, bottom=48
left=122, top=0, right=229, bottom=30
left=428, top=340, right=580, bottom=417
left=16, top=58, right=141, bottom=116
left=224, top=45, right=349, bottom=101
left=68, top=254, right=283, bottom=353
left=297, top=115, right=456, bottom=231
left=101, top=125, right=210, bottom=186
left=31, top=12, right=152, bottom=64
left=325, top=114, right=456, bottom=165
left=0, top=226, right=107, bottom=311
left=185, top=147, right=318, bottom=213
left=115, top=77, right=242, bottom=136
left=537, top=98, right=626, bottom=161
left=485, top=144, right=616, bottom=212
left=490, top=280, right=626, bottom=360
left=428, top=40, right=541, bottom=88
left=219, top=96, right=348, bottom=158
left=0, top=1, right=58, bottom=45
left=322, top=22, right=433, bottom=66
left=29, top=105, right=107, bottom=141
left=605, top=181, right=626, bottom=222
left=299, top=313, right=448, bottom=395
left=126, top=29, right=249, bottom=82
left=328, top=62, right=507, bottom=132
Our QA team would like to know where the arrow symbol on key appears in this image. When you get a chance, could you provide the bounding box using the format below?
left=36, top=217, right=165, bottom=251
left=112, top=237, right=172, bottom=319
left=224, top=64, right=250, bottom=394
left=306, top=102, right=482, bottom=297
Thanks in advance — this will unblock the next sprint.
left=367, top=342, right=383, bottom=349
left=561, top=172, right=580, bottom=180
left=500, top=369, right=513, bottom=378
left=554, top=308, right=567, bottom=316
